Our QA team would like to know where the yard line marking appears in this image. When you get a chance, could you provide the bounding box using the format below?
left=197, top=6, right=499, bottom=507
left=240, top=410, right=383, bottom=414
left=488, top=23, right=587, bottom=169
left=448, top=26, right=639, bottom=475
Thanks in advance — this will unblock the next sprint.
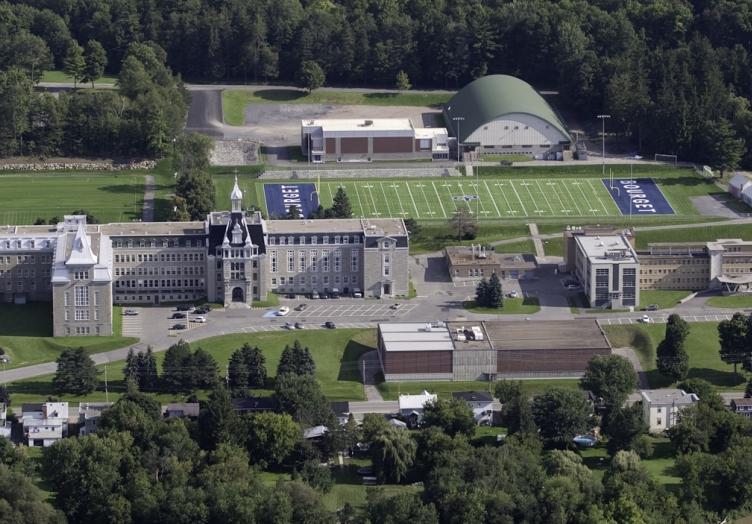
left=535, top=180, right=557, bottom=215
left=431, top=181, right=448, bottom=217
left=391, top=182, right=408, bottom=216
left=574, top=182, right=597, bottom=216
left=418, top=181, right=438, bottom=217
left=522, top=180, right=543, bottom=214
left=561, top=181, right=584, bottom=215
left=483, top=180, right=502, bottom=217
left=325, top=182, right=335, bottom=205
left=493, top=182, right=517, bottom=215
left=379, top=182, right=393, bottom=217
left=405, top=182, right=420, bottom=218
left=366, top=183, right=380, bottom=217
left=468, top=181, right=491, bottom=216
left=587, top=179, right=611, bottom=215
left=509, top=180, right=528, bottom=216
left=352, top=182, right=367, bottom=217
left=545, top=180, right=568, bottom=215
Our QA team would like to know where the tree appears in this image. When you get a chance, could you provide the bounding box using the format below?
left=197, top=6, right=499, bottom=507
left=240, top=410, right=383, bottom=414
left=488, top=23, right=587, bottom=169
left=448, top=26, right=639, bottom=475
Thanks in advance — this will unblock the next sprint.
left=62, top=41, right=85, bottom=88
left=532, top=388, right=592, bottom=448
left=229, top=343, right=267, bottom=394
left=297, top=60, right=325, bottom=92
left=199, top=385, right=239, bottom=450
left=0, top=384, right=10, bottom=407
left=699, top=118, right=745, bottom=176
left=367, top=491, right=437, bottom=524
left=580, top=354, right=637, bottom=411
left=331, top=187, right=353, bottom=218
left=395, top=70, right=412, bottom=90
left=53, top=347, right=97, bottom=394
left=486, top=272, right=503, bottom=308
left=718, top=312, right=751, bottom=374
left=506, top=393, right=537, bottom=436
left=277, top=340, right=315, bottom=376
left=274, top=373, right=334, bottom=427
left=371, top=426, right=417, bottom=483
left=603, top=404, right=647, bottom=455
left=175, top=171, right=216, bottom=220
left=161, top=339, right=192, bottom=392
left=286, top=205, right=301, bottom=219
left=190, top=347, right=219, bottom=389
left=175, top=132, right=214, bottom=173
left=0, top=463, right=63, bottom=523
left=474, top=278, right=489, bottom=307
left=82, top=40, right=107, bottom=88
left=494, top=380, right=522, bottom=403
left=243, top=412, right=300, bottom=468
left=403, top=217, right=421, bottom=236
left=137, top=347, right=159, bottom=391
left=449, top=207, right=477, bottom=241
left=656, top=314, right=690, bottom=381
left=0, top=68, right=33, bottom=156
left=422, top=398, right=476, bottom=437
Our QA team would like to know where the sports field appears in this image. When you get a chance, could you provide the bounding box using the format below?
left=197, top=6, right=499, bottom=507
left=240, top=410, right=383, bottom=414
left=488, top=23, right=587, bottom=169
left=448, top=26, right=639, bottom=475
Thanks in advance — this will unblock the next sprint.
left=0, top=173, right=145, bottom=224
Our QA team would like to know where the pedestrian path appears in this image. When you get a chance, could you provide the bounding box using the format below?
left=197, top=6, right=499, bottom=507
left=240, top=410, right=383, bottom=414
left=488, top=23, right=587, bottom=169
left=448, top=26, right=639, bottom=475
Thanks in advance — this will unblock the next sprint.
left=142, top=175, right=155, bottom=221
left=121, top=314, right=141, bottom=337
left=528, top=223, right=545, bottom=257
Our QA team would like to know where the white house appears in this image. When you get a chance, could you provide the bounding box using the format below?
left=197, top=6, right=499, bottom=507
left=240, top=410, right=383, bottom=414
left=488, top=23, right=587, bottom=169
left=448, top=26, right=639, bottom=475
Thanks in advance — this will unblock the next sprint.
left=78, top=402, right=113, bottom=436
left=742, top=184, right=752, bottom=208
left=452, top=391, right=494, bottom=425
left=0, top=403, right=11, bottom=439
left=728, top=173, right=752, bottom=199
left=22, top=402, right=69, bottom=447
left=398, top=390, right=437, bottom=426
left=640, top=389, right=698, bottom=433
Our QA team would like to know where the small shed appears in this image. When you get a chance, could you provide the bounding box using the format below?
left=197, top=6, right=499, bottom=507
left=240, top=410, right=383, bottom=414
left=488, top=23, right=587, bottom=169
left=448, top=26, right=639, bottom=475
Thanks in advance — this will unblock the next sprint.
left=728, top=173, right=751, bottom=198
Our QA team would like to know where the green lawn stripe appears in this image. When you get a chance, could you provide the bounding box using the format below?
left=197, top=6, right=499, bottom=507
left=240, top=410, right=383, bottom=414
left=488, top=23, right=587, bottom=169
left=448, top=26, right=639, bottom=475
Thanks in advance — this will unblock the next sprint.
left=405, top=182, right=420, bottom=218
left=430, top=181, right=447, bottom=218
left=482, top=180, right=503, bottom=217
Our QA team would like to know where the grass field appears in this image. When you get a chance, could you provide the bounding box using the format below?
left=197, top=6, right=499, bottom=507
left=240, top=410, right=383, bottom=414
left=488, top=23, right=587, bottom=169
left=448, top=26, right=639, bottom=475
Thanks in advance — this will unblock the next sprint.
left=706, top=295, right=752, bottom=308
left=0, top=172, right=145, bottom=224
left=222, top=88, right=452, bottom=126
left=8, top=328, right=373, bottom=404
left=463, top=297, right=541, bottom=315
left=639, top=290, right=694, bottom=309
left=41, top=70, right=117, bottom=84
left=377, top=378, right=580, bottom=400
left=602, top=322, right=748, bottom=390
left=0, top=304, right=137, bottom=369
left=633, top=224, right=752, bottom=248
left=580, top=437, right=680, bottom=487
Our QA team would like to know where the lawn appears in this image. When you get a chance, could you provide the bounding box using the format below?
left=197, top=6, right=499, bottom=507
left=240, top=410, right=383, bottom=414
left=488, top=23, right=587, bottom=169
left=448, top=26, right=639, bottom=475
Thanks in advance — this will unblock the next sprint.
left=377, top=378, right=580, bottom=401
left=8, top=328, right=374, bottom=404
left=633, top=223, right=752, bottom=249
left=408, top=223, right=530, bottom=254
left=0, top=172, right=146, bottom=224
left=463, top=297, right=541, bottom=315
left=705, top=295, right=752, bottom=309
left=602, top=322, right=748, bottom=390
left=542, top=237, right=564, bottom=257
left=579, top=437, right=680, bottom=487
left=41, top=70, right=117, bottom=84
left=222, top=88, right=451, bottom=126
left=639, top=289, right=693, bottom=309
left=0, top=303, right=138, bottom=369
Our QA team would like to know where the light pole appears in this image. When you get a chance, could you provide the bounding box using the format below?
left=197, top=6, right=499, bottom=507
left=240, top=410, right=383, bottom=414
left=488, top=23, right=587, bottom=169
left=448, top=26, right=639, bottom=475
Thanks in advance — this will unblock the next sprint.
left=452, top=116, right=465, bottom=163
left=597, top=114, right=610, bottom=176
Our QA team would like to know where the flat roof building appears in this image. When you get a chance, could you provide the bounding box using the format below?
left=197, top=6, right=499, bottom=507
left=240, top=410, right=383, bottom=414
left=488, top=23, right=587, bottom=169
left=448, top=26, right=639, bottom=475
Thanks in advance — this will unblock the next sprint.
left=444, top=245, right=537, bottom=281
left=301, top=118, right=448, bottom=163
left=574, top=234, right=639, bottom=309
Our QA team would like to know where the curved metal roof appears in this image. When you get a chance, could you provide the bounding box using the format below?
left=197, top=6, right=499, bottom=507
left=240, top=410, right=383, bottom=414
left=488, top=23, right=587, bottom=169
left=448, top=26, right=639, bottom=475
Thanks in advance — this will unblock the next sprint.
left=443, top=75, right=570, bottom=143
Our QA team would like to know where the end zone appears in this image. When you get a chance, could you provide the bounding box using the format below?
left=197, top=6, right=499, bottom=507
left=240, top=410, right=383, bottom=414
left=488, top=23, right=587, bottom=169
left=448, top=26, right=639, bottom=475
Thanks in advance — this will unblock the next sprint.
left=601, top=178, right=674, bottom=215
left=263, top=183, right=319, bottom=218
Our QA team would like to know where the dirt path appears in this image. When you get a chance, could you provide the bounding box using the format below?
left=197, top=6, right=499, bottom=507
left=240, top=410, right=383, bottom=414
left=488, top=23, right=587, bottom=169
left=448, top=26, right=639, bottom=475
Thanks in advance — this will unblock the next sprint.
left=142, top=175, right=155, bottom=221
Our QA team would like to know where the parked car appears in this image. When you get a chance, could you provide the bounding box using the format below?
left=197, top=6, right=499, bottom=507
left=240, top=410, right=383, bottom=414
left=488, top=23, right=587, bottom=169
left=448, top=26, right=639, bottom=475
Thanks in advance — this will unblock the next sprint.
left=194, top=305, right=211, bottom=314
left=294, top=322, right=305, bottom=329
left=507, top=291, right=519, bottom=298
left=353, top=288, right=363, bottom=298
left=324, top=321, right=336, bottom=329
left=277, top=306, right=290, bottom=316
left=311, top=291, right=319, bottom=299
left=171, top=312, right=187, bottom=319
left=565, top=283, right=579, bottom=290
left=286, top=293, right=296, bottom=299
left=643, top=304, right=659, bottom=312
left=191, top=316, right=207, bottom=323
left=390, top=303, right=402, bottom=310
left=123, top=308, right=138, bottom=316
left=640, top=315, right=652, bottom=323
left=284, top=322, right=294, bottom=330
left=176, top=304, right=195, bottom=312
left=172, top=323, right=187, bottom=330
left=295, top=304, right=308, bottom=312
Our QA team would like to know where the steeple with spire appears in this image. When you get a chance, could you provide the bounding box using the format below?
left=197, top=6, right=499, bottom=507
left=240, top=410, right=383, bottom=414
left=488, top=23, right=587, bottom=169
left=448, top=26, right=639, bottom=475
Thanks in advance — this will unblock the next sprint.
left=231, top=176, right=243, bottom=213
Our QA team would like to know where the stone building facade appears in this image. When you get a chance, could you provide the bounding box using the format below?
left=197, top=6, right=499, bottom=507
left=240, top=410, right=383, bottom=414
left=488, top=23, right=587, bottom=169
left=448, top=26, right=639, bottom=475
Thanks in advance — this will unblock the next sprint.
left=0, top=179, right=409, bottom=336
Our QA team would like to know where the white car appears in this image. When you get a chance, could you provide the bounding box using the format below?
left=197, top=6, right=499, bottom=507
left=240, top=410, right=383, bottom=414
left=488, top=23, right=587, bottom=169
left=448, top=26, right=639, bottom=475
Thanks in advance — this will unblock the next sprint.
left=277, top=306, right=290, bottom=316
left=507, top=291, right=519, bottom=298
left=640, top=315, right=651, bottom=323
left=191, top=316, right=207, bottom=323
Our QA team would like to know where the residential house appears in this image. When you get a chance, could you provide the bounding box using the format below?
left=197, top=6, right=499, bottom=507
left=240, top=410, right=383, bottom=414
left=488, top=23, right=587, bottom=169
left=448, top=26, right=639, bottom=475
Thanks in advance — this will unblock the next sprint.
left=21, top=402, right=69, bottom=447
left=330, top=401, right=350, bottom=425
left=398, top=390, right=437, bottom=426
left=0, top=403, right=11, bottom=439
left=303, top=425, right=328, bottom=440
left=452, top=391, right=495, bottom=425
left=78, top=402, right=113, bottom=436
left=161, top=403, right=200, bottom=419
left=640, top=389, right=699, bottom=433
left=731, top=398, right=752, bottom=418
left=231, top=397, right=279, bottom=415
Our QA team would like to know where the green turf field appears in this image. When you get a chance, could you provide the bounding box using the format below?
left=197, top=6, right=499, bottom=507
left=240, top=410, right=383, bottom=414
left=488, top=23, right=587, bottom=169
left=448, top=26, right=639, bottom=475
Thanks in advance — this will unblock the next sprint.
left=0, top=173, right=146, bottom=224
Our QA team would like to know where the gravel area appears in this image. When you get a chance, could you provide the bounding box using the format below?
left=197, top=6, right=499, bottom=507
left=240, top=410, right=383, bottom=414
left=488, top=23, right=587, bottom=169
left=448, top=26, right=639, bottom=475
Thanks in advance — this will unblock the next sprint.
left=209, top=139, right=259, bottom=166
left=259, top=167, right=460, bottom=179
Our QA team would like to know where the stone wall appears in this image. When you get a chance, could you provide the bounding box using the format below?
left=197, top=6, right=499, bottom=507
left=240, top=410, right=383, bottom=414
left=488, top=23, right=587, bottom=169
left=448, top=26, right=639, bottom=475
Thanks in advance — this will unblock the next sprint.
left=0, top=160, right=156, bottom=171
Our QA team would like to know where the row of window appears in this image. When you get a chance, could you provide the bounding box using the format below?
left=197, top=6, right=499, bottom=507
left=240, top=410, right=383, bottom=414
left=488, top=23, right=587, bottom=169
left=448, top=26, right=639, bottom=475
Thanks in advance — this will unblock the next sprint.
left=115, top=266, right=205, bottom=277
left=270, top=250, right=359, bottom=274
left=115, top=293, right=202, bottom=302
left=114, top=252, right=205, bottom=263
left=5, top=280, right=49, bottom=291
left=63, top=309, right=98, bottom=321
left=0, top=268, right=50, bottom=278
left=1, top=240, right=52, bottom=250
left=0, top=254, right=52, bottom=265
left=271, top=274, right=357, bottom=287
left=63, top=287, right=98, bottom=307
left=115, top=279, right=205, bottom=289
left=112, top=238, right=201, bottom=249
left=268, top=235, right=361, bottom=246
left=65, top=326, right=98, bottom=335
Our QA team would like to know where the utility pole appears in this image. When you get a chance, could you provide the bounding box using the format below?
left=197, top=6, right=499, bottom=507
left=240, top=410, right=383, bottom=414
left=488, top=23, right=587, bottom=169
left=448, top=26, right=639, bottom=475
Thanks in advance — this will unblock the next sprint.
left=362, top=359, right=365, bottom=384
left=597, top=114, right=611, bottom=176
left=104, top=364, right=109, bottom=403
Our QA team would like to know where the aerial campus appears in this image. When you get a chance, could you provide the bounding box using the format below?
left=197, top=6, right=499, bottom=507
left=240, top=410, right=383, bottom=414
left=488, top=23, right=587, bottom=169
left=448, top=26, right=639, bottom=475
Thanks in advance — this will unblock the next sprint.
left=3, top=2, right=752, bottom=523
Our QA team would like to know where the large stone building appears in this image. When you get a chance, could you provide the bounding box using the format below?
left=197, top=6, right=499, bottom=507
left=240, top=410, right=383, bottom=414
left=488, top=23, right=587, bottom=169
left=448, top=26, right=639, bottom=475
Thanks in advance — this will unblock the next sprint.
left=0, top=179, right=409, bottom=336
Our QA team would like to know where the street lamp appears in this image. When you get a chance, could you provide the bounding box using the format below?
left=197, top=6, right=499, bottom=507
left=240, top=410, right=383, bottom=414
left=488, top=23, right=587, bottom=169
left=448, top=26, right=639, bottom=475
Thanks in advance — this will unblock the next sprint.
left=452, top=116, right=465, bottom=163
left=596, top=115, right=610, bottom=176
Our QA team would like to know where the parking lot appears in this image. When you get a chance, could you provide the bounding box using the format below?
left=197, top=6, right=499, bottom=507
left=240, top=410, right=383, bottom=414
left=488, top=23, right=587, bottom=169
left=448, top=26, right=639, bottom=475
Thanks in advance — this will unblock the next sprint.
left=280, top=302, right=417, bottom=318
left=598, top=313, right=736, bottom=326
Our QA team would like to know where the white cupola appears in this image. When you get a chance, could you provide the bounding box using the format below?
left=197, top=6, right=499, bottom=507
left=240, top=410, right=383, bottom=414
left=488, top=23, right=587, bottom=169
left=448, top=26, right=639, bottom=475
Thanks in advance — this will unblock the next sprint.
left=231, top=176, right=243, bottom=212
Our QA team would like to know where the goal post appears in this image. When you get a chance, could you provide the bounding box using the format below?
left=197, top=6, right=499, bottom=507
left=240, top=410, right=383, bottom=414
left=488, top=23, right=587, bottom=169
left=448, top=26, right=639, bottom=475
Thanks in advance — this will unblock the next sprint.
left=654, top=153, right=678, bottom=165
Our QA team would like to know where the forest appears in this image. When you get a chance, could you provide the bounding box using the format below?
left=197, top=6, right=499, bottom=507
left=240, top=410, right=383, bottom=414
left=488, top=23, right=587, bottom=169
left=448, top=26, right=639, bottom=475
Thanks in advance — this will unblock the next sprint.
left=1, top=0, right=751, bottom=166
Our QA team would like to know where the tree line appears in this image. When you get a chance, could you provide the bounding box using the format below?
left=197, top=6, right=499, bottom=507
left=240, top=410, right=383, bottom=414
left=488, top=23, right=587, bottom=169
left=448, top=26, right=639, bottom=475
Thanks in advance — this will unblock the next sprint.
left=2, top=1, right=752, bottom=167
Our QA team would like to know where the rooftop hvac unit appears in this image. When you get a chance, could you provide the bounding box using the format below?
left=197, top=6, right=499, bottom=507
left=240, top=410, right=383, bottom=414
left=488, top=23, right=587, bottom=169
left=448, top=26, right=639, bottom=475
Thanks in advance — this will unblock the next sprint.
left=471, top=326, right=484, bottom=341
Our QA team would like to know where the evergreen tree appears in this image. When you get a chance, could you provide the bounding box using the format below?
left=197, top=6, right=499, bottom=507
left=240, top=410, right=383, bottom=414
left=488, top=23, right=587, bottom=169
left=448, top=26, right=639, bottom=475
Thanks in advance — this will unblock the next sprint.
left=138, top=347, right=159, bottom=391
left=228, top=350, right=250, bottom=395
left=191, top=347, right=219, bottom=389
left=277, top=340, right=315, bottom=376
left=161, top=339, right=192, bottom=392
left=245, top=344, right=267, bottom=388
left=331, top=187, right=353, bottom=218
left=475, top=277, right=489, bottom=307
left=82, top=40, right=107, bottom=88
left=487, top=272, right=503, bottom=308
left=657, top=314, right=690, bottom=381
left=123, top=347, right=139, bottom=385
left=199, top=385, right=239, bottom=450
left=718, top=312, right=751, bottom=374
left=62, top=41, right=85, bottom=88
left=53, top=347, right=97, bottom=394
left=395, top=70, right=412, bottom=90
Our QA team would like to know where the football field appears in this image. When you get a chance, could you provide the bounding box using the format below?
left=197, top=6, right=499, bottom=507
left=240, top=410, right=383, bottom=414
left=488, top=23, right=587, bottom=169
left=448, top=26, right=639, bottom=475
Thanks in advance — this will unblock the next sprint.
left=312, top=178, right=624, bottom=219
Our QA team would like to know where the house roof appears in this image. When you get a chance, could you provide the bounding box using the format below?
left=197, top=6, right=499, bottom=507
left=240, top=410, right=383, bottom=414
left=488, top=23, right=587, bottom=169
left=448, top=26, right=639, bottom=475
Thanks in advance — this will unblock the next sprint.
left=443, top=74, right=570, bottom=142
left=640, top=389, right=699, bottom=407
left=452, top=391, right=493, bottom=403
left=161, top=403, right=200, bottom=418
left=732, top=398, right=752, bottom=407
left=398, top=390, right=437, bottom=410
left=729, top=173, right=751, bottom=190
left=231, top=397, right=279, bottom=412
left=303, top=425, right=329, bottom=439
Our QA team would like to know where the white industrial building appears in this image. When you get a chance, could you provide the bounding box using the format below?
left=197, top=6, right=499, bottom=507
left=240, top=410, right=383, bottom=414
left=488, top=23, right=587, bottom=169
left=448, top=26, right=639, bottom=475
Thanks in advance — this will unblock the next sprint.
left=574, top=235, right=640, bottom=309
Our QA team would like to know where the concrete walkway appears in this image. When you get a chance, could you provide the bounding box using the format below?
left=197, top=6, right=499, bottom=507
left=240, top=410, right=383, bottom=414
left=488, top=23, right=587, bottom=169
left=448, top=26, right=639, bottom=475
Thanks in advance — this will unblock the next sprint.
left=359, top=350, right=384, bottom=401
left=142, top=175, right=155, bottom=221
left=528, top=223, right=545, bottom=257
left=613, top=347, right=649, bottom=389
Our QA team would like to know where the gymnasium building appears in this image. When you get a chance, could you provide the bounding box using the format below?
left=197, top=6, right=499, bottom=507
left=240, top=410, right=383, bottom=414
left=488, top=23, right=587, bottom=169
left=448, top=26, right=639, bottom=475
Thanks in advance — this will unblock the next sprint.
left=0, top=179, right=409, bottom=336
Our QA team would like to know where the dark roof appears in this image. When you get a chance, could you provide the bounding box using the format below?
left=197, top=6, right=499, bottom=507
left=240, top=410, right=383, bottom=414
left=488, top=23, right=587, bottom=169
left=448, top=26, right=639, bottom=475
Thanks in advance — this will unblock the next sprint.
left=732, top=398, right=752, bottom=407
left=452, top=391, right=493, bottom=403
left=207, top=214, right=266, bottom=254
left=232, top=397, right=279, bottom=412
left=21, top=403, right=44, bottom=412
left=330, top=401, right=350, bottom=416
left=443, top=74, right=570, bottom=143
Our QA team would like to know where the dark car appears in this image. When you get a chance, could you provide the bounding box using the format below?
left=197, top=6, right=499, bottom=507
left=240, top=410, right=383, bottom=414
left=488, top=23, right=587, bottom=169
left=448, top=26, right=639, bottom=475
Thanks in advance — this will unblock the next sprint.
left=643, top=304, right=659, bottom=312
left=194, top=306, right=211, bottom=314
left=171, top=312, right=187, bottom=319
left=295, top=303, right=308, bottom=312
left=176, top=304, right=194, bottom=312
left=172, top=323, right=187, bottom=330
left=286, top=293, right=296, bottom=299
left=294, top=322, right=305, bottom=329
left=324, top=321, right=336, bottom=329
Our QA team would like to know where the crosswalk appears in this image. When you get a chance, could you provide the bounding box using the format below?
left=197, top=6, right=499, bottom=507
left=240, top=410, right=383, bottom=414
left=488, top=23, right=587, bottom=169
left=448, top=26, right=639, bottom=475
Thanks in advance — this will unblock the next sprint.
left=121, top=314, right=141, bottom=337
